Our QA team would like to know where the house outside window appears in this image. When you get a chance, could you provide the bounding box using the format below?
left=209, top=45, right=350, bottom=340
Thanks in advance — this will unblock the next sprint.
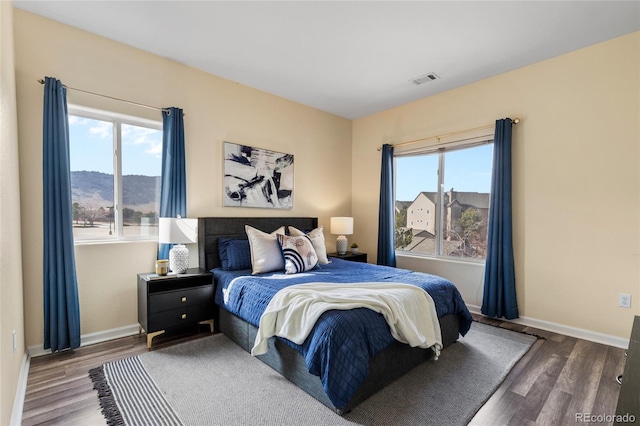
left=394, top=133, right=494, bottom=261
left=68, top=106, right=163, bottom=242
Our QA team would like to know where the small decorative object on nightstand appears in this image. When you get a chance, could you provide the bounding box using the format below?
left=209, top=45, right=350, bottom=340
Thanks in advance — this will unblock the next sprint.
left=328, top=251, right=367, bottom=263
left=137, top=268, right=214, bottom=349
left=155, top=259, right=169, bottom=276
left=350, top=243, right=359, bottom=254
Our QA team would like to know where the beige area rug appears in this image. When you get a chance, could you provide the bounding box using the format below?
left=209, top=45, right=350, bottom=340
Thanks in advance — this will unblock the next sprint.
left=90, top=321, right=536, bottom=426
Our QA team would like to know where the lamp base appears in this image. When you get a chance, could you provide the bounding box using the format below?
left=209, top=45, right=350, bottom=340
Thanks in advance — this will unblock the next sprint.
left=169, top=244, right=189, bottom=273
left=336, top=235, right=348, bottom=255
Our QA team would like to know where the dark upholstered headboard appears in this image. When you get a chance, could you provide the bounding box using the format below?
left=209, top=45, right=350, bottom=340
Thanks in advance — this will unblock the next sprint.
left=198, top=217, right=318, bottom=271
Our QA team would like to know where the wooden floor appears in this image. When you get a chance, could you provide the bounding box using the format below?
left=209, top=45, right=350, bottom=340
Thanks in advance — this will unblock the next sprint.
left=470, top=316, right=625, bottom=426
left=21, top=316, right=626, bottom=426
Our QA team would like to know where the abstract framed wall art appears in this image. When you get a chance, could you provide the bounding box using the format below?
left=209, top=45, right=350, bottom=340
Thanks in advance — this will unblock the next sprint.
left=223, top=141, right=294, bottom=209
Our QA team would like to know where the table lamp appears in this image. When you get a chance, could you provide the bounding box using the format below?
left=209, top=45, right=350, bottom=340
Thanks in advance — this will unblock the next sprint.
left=158, top=217, right=198, bottom=273
left=330, top=217, right=353, bottom=255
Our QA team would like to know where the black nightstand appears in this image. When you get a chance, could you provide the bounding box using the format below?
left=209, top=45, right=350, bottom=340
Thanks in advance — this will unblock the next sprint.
left=328, top=252, right=368, bottom=263
left=137, top=268, right=214, bottom=349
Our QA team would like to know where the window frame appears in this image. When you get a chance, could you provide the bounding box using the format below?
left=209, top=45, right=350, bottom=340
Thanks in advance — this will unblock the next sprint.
left=394, top=137, right=494, bottom=264
left=68, top=104, right=163, bottom=243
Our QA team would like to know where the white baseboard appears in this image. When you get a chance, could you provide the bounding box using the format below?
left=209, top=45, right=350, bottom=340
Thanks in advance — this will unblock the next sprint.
left=28, top=324, right=140, bottom=358
left=10, top=353, right=29, bottom=426
left=467, top=304, right=629, bottom=349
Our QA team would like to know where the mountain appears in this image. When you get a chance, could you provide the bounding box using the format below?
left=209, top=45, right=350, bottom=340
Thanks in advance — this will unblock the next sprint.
left=70, top=171, right=161, bottom=208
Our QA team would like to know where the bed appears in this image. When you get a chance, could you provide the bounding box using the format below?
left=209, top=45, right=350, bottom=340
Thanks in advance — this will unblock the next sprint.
left=198, top=216, right=473, bottom=414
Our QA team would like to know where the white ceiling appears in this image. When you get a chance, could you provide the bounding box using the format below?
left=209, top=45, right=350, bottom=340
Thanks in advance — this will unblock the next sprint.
left=13, top=1, right=640, bottom=119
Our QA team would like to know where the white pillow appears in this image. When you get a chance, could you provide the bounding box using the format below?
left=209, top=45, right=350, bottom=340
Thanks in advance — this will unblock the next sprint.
left=288, top=225, right=329, bottom=265
left=245, top=225, right=286, bottom=274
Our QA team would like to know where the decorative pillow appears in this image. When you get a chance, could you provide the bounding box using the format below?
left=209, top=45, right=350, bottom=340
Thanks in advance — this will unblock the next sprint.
left=218, top=238, right=251, bottom=271
left=245, top=225, right=286, bottom=274
left=288, top=225, right=329, bottom=265
left=277, top=234, right=318, bottom=274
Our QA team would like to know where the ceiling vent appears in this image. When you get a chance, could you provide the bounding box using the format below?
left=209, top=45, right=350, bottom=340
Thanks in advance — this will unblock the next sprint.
left=410, top=73, right=440, bottom=86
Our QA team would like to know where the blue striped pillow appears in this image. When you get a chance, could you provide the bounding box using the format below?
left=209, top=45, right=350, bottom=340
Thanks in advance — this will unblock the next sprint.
left=277, top=234, right=318, bottom=274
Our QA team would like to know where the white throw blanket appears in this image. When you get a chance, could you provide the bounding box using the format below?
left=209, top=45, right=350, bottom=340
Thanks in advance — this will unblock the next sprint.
left=251, top=282, right=442, bottom=358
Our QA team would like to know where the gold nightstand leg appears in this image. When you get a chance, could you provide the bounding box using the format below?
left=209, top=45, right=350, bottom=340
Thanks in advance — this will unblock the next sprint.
left=146, top=330, right=165, bottom=350
left=199, top=319, right=214, bottom=333
left=138, top=325, right=142, bottom=337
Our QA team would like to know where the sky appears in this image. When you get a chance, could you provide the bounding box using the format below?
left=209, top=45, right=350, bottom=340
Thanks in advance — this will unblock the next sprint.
left=68, top=113, right=491, bottom=197
left=69, top=115, right=162, bottom=176
left=395, top=144, right=493, bottom=201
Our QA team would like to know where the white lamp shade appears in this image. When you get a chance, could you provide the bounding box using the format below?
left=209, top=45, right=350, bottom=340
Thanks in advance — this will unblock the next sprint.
left=158, top=217, right=198, bottom=244
left=330, top=217, right=353, bottom=236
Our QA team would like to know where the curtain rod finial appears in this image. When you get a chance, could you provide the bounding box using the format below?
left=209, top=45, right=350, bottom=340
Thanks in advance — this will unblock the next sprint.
left=513, top=118, right=520, bottom=124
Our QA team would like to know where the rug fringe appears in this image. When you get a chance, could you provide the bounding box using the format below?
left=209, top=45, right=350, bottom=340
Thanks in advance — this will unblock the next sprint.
left=89, top=366, right=125, bottom=426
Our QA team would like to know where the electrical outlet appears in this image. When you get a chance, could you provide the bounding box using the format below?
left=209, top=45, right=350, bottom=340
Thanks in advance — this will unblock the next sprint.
left=619, top=293, right=631, bottom=308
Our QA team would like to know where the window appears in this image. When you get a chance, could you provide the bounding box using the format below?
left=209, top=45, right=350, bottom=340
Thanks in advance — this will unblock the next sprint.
left=395, top=141, right=493, bottom=261
left=68, top=106, right=163, bottom=241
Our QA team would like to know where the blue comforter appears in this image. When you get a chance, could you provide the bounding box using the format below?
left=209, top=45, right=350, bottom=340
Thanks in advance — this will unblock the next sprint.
left=213, top=258, right=472, bottom=410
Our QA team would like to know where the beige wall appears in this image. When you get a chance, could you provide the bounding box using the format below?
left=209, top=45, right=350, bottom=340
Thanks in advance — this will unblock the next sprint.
left=14, top=9, right=352, bottom=349
left=1, top=3, right=26, bottom=424
left=353, top=32, right=640, bottom=339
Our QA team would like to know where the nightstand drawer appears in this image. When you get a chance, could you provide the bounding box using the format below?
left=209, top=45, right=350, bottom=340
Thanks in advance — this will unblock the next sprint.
left=149, top=304, right=213, bottom=330
left=149, top=285, right=213, bottom=314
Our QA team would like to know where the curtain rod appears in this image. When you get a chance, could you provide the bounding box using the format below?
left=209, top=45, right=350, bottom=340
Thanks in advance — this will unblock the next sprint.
left=37, top=78, right=175, bottom=115
left=377, top=118, right=520, bottom=151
